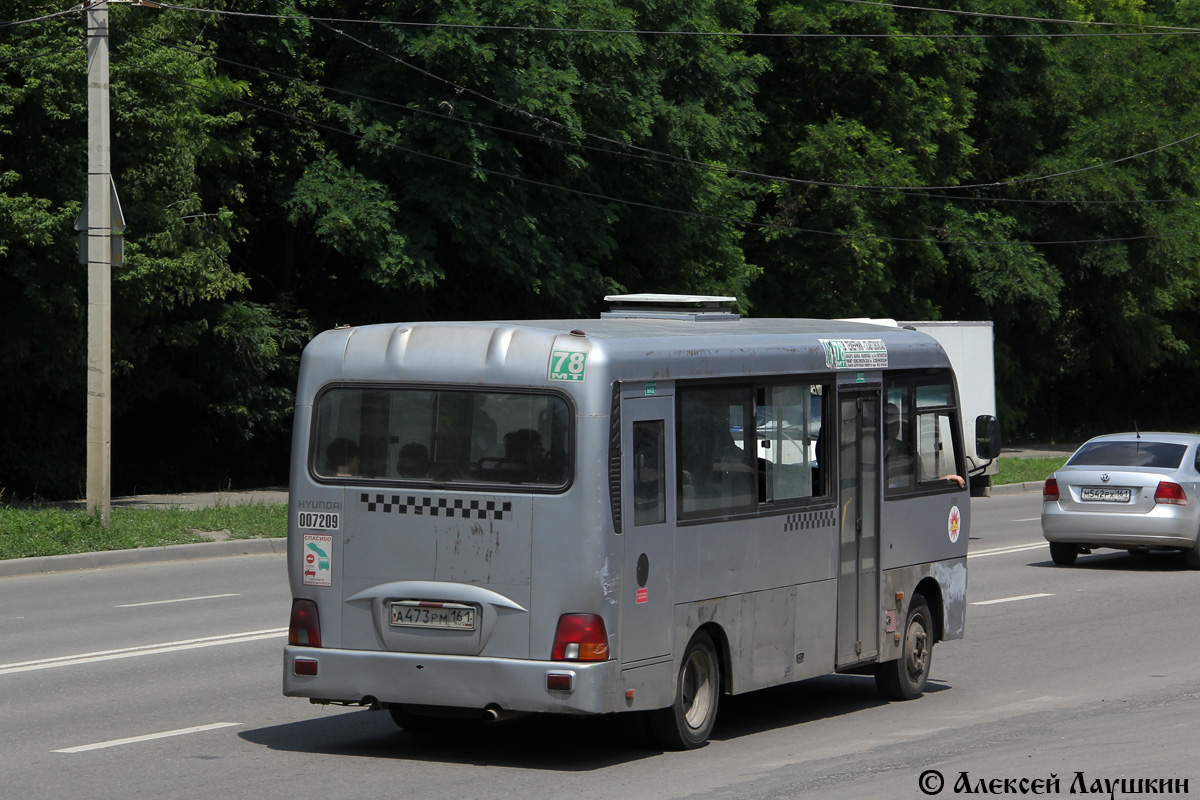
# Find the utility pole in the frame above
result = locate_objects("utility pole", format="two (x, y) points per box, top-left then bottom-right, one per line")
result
(85, 0), (112, 525)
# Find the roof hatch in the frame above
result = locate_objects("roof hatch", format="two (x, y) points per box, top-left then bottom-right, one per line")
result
(601, 293), (740, 321)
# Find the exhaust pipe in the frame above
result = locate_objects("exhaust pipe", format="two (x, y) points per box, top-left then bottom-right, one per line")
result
(482, 705), (525, 723)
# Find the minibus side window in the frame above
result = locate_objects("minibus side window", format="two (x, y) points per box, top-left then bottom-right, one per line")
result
(633, 421), (666, 526)
(884, 373), (963, 495)
(677, 381), (830, 520)
(759, 383), (825, 503)
(678, 386), (756, 518)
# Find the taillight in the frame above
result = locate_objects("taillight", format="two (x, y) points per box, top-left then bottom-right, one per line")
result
(289, 599), (322, 647)
(1042, 478), (1059, 502)
(551, 613), (609, 661)
(1155, 481), (1187, 505)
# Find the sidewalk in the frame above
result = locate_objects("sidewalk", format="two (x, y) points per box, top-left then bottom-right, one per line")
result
(61, 487), (289, 511)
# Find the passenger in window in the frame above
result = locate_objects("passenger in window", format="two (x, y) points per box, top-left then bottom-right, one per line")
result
(396, 442), (430, 479)
(502, 428), (548, 481)
(325, 437), (360, 477)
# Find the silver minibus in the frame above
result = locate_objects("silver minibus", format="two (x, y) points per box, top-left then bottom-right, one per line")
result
(283, 294), (1000, 748)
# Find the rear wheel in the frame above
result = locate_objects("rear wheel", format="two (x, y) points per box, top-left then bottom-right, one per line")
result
(647, 631), (720, 750)
(1049, 542), (1078, 566)
(1184, 544), (1200, 570)
(876, 596), (932, 701)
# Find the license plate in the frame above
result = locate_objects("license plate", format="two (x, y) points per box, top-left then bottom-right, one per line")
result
(1081, 487), (1132, 502)
(390, 600), (476, 631)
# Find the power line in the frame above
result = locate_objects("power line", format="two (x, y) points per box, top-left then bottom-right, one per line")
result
(830, 0), (1200, 34)
(0, 46), (85, 65)
(147, 2), (1200, 39)
(272, 2), (1200, 195)
(0, 7), (81, 28)
(110, 53), (1200, 249)
(120, 17), (1200, 200)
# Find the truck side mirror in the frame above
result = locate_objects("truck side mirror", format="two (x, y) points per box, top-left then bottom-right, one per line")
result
(975, 415), (1002, 461)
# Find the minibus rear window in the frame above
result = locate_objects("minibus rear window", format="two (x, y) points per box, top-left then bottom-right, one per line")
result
(312, 387), (571, 489)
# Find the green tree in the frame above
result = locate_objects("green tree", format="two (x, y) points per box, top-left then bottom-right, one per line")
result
(0, 5), (302, 496)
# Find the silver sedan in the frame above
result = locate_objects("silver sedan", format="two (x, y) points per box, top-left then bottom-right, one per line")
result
(1041, 432), (1200, 567)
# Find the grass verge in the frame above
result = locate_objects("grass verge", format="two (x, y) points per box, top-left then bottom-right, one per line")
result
(994, 456), (1067, 487)
(0, 503), (286, 561)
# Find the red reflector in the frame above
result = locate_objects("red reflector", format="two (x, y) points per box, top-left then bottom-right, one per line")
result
(1155, 481), (1187, 505)
(294, 658), (318, 676)
(1042, 478), (1059, 502)
(288, 599), (322, 648)
(546, 672), (573, 691)
(551, 613), (609, 661)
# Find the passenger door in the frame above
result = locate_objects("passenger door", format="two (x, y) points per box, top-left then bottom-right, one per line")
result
(836, 389), (881, 667)
(619, 391), (676, 665)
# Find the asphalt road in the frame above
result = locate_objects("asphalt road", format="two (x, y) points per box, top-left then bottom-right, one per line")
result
(3, 490), (1197, 800)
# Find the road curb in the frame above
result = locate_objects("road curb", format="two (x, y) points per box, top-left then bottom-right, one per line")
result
(0, 537), (287, 578)
(990, 481), (1043, 496)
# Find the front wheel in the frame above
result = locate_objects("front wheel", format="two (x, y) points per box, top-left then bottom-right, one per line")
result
(647, 631), (720, 749)
(1049, 542), (1078, 566)
(875, 596), (932, 701)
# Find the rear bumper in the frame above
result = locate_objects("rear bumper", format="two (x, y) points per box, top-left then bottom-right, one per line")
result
(1042, 504), (1198, 550)
(283, 646), (617, 715)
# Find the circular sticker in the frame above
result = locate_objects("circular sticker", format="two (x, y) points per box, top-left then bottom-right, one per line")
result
(948, 505), (961, 544)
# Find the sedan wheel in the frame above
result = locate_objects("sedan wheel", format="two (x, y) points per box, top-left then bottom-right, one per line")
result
(1049, 542), (1077, 566)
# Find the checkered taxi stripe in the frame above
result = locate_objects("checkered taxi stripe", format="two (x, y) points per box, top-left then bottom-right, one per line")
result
(783, 508), (836, 532)
(360, 493), (513, 520)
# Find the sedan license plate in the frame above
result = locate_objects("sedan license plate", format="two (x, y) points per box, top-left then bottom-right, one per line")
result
(1081, 487), (1132, 503)
(390, 600), (476, 631)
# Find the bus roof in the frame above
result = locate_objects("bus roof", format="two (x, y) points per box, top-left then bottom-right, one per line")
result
(297, 316), (952, 403)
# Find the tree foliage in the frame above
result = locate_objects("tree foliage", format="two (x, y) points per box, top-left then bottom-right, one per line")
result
(3, 0), (1200, 497)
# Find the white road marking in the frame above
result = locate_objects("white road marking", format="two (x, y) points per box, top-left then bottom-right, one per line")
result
(968, 542), (1046, 559)
(116, 593), (240, 608)
(1014, 517), (1041, 522)
(972, 593), (1054, 606)
(0, 628), (287, 676)
(53, 722), (241, 753)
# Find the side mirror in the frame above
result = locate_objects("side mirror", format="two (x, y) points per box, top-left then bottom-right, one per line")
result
(975, 415), (1002, 461)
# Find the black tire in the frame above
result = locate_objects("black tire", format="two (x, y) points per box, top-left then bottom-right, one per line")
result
(1049, 542), (1078, 566)
(1184, 543), (1200, 570)
(875, 596), (932, 701)
(647, 631), (720, 750)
